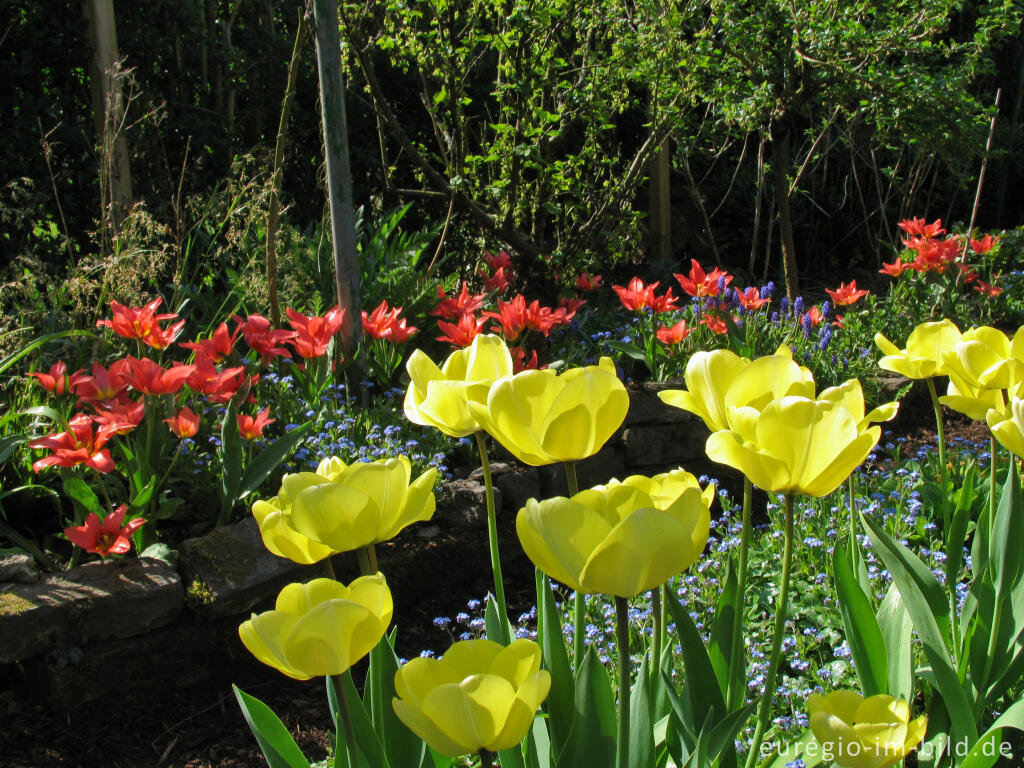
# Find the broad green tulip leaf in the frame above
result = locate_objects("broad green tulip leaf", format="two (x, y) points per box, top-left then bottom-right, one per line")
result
(239, 421), (312, 499)
(558, 648), (615, 768)
(129, 474), (156, 509)
(861, 514), (978, 744)
(765, 728), (824, 768)
(665, 588), (727, 738)
(703, 703), (756, 767)
(708, 562), (741, 704)
(990, 464), (1024, 600)
(61, 474), (101, 518)
(876, 584), (914, 701)
(833, 539), (888, 697)
(485, 593), (512, 646)
(946, 465), (978, 588)
(337, 670), (391, 768)
(525, 714), (551, 768)
(629, 656), (656, 768)
(233, 684), (311, 768)
(958, 698), (1024, 768)
(660, 667), (696, 750)
(368, 636), (426, 768)
(537, 572), (573, 757)
(221, 399), (243, 500)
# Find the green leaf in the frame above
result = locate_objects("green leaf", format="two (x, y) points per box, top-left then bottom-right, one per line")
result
(702, 704), (755, 766)
(861, 513), (978, 744)
(958, 698), (1024, 768)
(129, 474), (157, 508)
(537, 572), (573, 757)
(0, 434), (26, 464)
(62, 474), (101, 519)
(989, 465), (1024, 601)
(665, 588), (727, 739)
(139, 542), (177, 566)
(525, 716), (551, 768)
(239, 422), (312, 499)
(833, 538), (888, 697)
(604, 340), (649, 366)
(368, 635), (425, 768)
(485, 591), (512, 646)
(876, 584), (914, 700)
(0, 329), (96, 376)
(330, 672), (390, 768)
(629, 656), (656, 768)
(232, 685), (311, 768)
(945, 465), (977, 588)
(558, 648), (616, 768)
(765, 729), (824, 768)
(708, 562), (740, 703)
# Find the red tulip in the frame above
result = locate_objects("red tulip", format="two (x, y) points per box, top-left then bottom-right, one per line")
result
(484, 294), (530, 340)
(180, 322), (242, 363)
(29, 414), (115, 473)
(28, 361), (69, 395)
(121, 356), (194, 397)
(285, 305), (346, 359)
(237, 407), (274, 440)
(656, 319), (691, 346)
(64, 505), (145, 557)
(96, 298), (185, 350)
(674, 259), (733, 298)
(575, 272), (603, 291)
(437, 314), (489, 347)
(736, 287), (770, 311)
(165, 406), (201, 438)
(236, 314), (296, 362)
(825, 280), (869, 306)
(612, 277), (659, 311)
(430, 283), (485, 320)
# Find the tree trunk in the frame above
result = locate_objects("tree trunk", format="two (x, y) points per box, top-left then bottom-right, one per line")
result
(312, 0), (364, 382)
(649, 138), (672, 263)
(82, 0), (132, 237)
(770, 122), (799, 300)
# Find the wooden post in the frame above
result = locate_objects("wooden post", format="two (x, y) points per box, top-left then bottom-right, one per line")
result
(311, 0), (364, 381)
(649, 139), (672, 263)
(82, 0), (132, 233)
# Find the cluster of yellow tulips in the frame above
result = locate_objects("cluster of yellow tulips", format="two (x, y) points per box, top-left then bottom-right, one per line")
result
(235, 331), (954, 768)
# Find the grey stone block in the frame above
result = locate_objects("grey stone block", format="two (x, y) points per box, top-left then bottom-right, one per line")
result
(178, 517), (314, 620)
(538, 445), (626, 497)
(622, 422), (708, 469)
(624, 380), (692, 426)
(434, 479), (502, 530)
(0, 554), (39, 584)
(0, 558), (183, 664)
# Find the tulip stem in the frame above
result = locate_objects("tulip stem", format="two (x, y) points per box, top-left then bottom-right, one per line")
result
(727, 477), (753, 712)
(479, 749), (496, 768)
(615, 595), (631, 768)
(564, 461), (586, 667)
(925, 378), (947, 478)
(744, 493), (794, 768)
(651, 586), (663, 690)
(330, 674), (358, 768)
(356, 544), (378, 576)
(848, 475), (859, 575)
(475, 430), (508, 643)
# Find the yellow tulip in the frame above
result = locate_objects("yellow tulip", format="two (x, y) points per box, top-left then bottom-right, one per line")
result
(467, 357), (629, 466)
(874, 320), (961, 379)
(939, 372), (1011, 422)
(818, 379), (899, 429)
(658, 348), (750, 431)
(706, 392), (880, 497)
(941, 325), (1024, 393)
(239, 574), (393, 680)
(807, 691), (927, 768)
(516, 470), (711, 597)
(285, 455), (437, 552)
(404, 334), (514, 437)
(252, 493), (337, 564)
(393, 638), (551, 757)
(987, 396), (1024, 456)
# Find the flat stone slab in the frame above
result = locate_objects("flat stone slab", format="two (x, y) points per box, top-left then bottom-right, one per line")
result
(0, 557), (183, 664)
(178, 517), (315, 620)
(622, 422), (708, 469)
(624, 380), (692, 426)
(435, 478), (503, 530)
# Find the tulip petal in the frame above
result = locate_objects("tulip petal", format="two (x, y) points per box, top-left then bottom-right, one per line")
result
(516, 498), (611, 592)
(254, 503), (335, 564)
(285, 598), (378, 677)
(705, 430), (790, 492)
(489, 639), (543, 688)
(393, 696), (473, 757)
(490, 670), (551, 751)
(239, 611), (308, 680)
(580, 501), (708, 597)
(289, 483), (380, 551)
(439, 638), (505, 683)
(421, 675), (516, 753)
(395, 657), (461, 706)
(379, 467), (438, 541)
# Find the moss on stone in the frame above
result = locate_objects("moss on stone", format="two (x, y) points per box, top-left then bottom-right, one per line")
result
(0, 591), (36, 616)
(186, 579), (214, 607)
